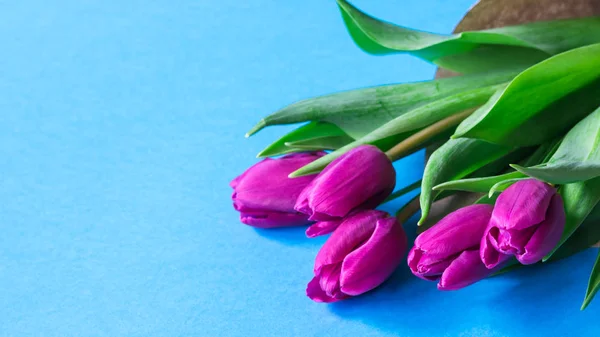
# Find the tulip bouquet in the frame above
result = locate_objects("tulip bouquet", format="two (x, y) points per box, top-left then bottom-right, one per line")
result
(231, 0), (600, 309)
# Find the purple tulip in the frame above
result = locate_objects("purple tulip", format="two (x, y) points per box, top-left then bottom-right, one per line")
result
(230, 152), (325, 228)
(306, 210), (407, 303)
(408, 204), (494, 290)
(295, 145), (396, 222)
(480, 179), (565, 268)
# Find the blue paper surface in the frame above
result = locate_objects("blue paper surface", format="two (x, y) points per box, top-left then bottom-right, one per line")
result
(1, 0), (599, 336)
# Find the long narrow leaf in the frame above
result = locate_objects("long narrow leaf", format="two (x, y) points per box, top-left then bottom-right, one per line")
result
(285, 135), (353, 150)
(511, 106), (600, 183)
(582, 252), (600, 310)
(454, 44), (600, 146)
(337, 0), (600, 72)
(257, 122), (348, 157)
(289, 84), (499, 177)
(247, 71), (516, 138)
(433, 171), (526, 193)
(550, 205), (600, 262)
(419, 139), (513, 225)
(512, 162), (600, 185)
(545, 177), (600, 260)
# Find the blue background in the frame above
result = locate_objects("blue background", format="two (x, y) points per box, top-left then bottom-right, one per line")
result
(1, 0), (598, 336)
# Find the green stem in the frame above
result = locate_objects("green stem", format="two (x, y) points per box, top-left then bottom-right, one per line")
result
(385, 109), (475, 162)
(384, 179), (422, 203)
(395, 194), (421, 224)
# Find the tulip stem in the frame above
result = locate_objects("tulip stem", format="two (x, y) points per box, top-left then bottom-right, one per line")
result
(384, 179), (422, 203)
(396, 195), (421, 224)
(384, 109), (475, 162)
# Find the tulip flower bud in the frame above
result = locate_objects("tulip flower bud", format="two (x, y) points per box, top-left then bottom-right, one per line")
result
(408, 204), (494, 290)
(480, 179), (565, 268)
(230, 152), (325, 228)
(306, 219), (342, 238)
(295, 145), (396, 222)
(306, 210), (407, 303)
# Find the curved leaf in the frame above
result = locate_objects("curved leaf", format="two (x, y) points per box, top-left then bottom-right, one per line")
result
(544, 177), (600, 261)
(432, 140), (554, 193)
(509, 106), (600, 183)
(257, 122), (348, 157)
(288, 84), (498, 177)
(247, 71), (516, 138)
(419, 139), (513, 225)
(488, 178), (528, 197)
(454, 43), (600, 146)
(433, 171), (526, 193)
(285, 135), (353, 150)
(337, 0), (600, 72)
(582, 252), (600, 310)
(512, 162), (600, 185)
(549, 106), (600, 163)
(550, 205), (600, 262)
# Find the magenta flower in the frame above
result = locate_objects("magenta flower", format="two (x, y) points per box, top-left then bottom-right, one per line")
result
(408, 204), (494, 290)
(480, 179), (565, 268)
(306, 219), (342, 238)
(230, 152), (325, 228)
(295, 145), (396, 222)
(306, 210), (407, 303)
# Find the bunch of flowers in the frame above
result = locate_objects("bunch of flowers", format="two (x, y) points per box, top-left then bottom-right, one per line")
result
(231, 0), (600, 309)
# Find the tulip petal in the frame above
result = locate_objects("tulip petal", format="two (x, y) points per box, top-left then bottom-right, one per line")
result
(438, 249), (492, 290)
(415, 204), (493, 259)
(234, 152), (324, 214)
(480, 224), (512, 269)
(496, 227), (536, 255)
(408, 247), (454, 280)
(229, 172), (245, 189)
(517, 194), (566, 264)
(314, 211), (387, 274)
(239, 210), (311, 228)
(492, 179), (555, 230)
(295, 145), (395, 221)
(319, 264), (344, 298)
(306, 277), (348, 303)
(306, 220), (342, 238)
(340, 216), (407, 296)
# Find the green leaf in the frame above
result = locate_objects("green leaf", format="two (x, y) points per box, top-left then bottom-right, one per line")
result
(547, 106), (600, 162)
(582, 251), (600, 310)
(433, 171), (526, 193)
(544, 177), (600, 261)
(431, 140), (554, 194)
(454, 44), (600, 146)
(512, 162), (600, 185)
(337, 0), (600, 72)
(285, 135), (353, 151)
(288, 83), (497, 177)
(475, 193), (499, 206)
(549, 205), (600, 262)
(247, 71), (516, 139)
(433, 45), (549, 75)
(289, 130), (421, 178)
(525, 139), (563, 166)
(419, 139), (513, 225)
(488, 178), (528, 197)
(509, 106), (600, 184)
(257, 122), (348, 157)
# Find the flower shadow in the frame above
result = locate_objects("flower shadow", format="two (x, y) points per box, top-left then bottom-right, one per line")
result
(252, 226), (326, 247)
